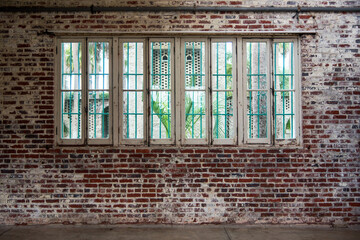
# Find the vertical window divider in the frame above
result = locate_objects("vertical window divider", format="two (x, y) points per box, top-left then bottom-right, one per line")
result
(237, 37), (243, 145)
(175, 37), (182, 146)
(113, 37), (119, 146)
(270, 39), (275, 145)
(144, 38), (149, 146)
(84, 37), (88, 145)
(209, 38), (213, 145)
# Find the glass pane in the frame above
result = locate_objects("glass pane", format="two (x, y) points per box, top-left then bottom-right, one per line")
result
(185, 91), (206, 139)
(212, 91), (234, 139)
(88, 42), (110, 90)
(150, 42), (171, 90)
(123, 42), (143, 90)
(62, 75), (81, 91)
(212, 42), (233, 90)
(275, 91), (295, 139)
(274, 42), (294, 90)
(88, 91), (110, 139)
(246, 42), (267, 90)
(61, 42), (81, 90)
(185, 41), (205, 90)
(123, 91), (144, 139)
(150, 91), (171, 139)
(61, 91), (82, 139)
(247, 91), (267, 139)
(248, 115), (267, 139)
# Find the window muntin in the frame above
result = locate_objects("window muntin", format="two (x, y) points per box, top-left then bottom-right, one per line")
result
(60, 41), (83, 141)
(244, 40), (271, 144)
(211, 39), (236, 144)
(274, 41), (296, 140)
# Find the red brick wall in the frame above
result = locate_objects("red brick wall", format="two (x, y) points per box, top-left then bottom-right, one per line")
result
(0, 1), (359, 225)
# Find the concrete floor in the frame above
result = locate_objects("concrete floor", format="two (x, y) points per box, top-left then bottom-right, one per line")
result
(0, 225), (359, 240)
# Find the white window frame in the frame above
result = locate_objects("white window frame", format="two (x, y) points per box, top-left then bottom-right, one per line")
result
(56, 38), (86, 145)
(119, 38), (147, 145)
(87, 38), (113, 145)
(180, 37), (210, 145)
(210, 38), (238, 145)
(243, 39), (272, 145)
(149, 38), (176, 145)
(55, 35), (302, 147)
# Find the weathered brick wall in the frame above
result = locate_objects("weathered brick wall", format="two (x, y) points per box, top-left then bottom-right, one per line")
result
(0, 0), (359, 225)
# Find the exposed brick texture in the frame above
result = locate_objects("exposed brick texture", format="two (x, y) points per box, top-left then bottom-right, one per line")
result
(0, 0), (359, 225)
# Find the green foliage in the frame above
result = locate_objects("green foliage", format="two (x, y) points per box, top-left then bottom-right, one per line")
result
(63, 123), (69, 137)
(184, 94), (205, 138)
(151, 93), (171, 138)
(286, 118), (291, 131)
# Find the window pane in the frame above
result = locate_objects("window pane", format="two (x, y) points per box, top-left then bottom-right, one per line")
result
(247, 91), (267, 139)
(274, 42), (294, 90)
(123, 42), (143, 90)
(211, 41), (234, 141)
(87, 42), (110, 140)
(246, 42), (267, 90)
(185, 41), (205, 90)
(88, 91), (110, 139)
(274, 42), (295, 139)
(246, 42), (268, 140)
(88, 42), (110, 90)
(122, 42), (144, 140)
(150, 91), (171, 139)
(61, 42), (81, 90)
(185, 91), (206, 139)
(275, 91), (295, 139)
(150, 42), (171, 90)
(123, 91), (144, 139)
(212, 91), (234, 139)
(61, 91), (82, 139)
(212, 42), (233, 90)
(60, 42), (82, 140)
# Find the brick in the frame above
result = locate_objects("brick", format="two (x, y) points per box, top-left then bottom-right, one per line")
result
(0, 0), (358, 226)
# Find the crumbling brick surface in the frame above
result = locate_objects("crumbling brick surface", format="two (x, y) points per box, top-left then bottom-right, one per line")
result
(0, 0), (359, 225)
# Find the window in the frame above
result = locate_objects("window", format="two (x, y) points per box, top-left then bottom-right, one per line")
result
(56, 38), (112, 145)
(56, 36), (300, 146)
(181, 38), (208, 144)
(211, 39), (237, 145)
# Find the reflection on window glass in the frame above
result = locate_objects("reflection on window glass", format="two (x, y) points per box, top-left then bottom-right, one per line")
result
(246, 42), (268, 139)
(150, 42), (172, 139)
(88, 42), (110, 139)
(61, 42), (82, 139)
(274, 42), (295, 139)
(123, 42), (144, 139)
(212, 42), (234, 139)
(184, 41), (206, 139)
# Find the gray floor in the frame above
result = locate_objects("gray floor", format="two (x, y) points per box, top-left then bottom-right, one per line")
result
(0, 224), (359, 240)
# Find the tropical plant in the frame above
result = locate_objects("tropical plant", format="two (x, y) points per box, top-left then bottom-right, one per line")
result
(151, 93), (171, 138)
